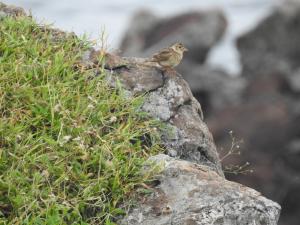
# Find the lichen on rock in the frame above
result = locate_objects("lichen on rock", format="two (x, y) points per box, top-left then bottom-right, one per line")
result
(95, 53), (223, 175)
(0, 2), (281, 224)
(119, 154), (281, 225)
(84, 51), (281, 224)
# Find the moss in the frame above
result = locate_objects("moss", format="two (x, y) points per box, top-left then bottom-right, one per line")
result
(0, 15), (162, 224)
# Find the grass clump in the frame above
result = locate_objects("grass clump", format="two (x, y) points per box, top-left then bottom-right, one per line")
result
(0, 15), (162, 224)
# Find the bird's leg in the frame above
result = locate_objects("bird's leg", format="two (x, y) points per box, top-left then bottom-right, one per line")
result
(163, 67), (177, 77)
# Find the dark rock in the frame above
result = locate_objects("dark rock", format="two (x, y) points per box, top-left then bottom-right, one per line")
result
(119, 10), (158, 57)
(178, 62), (246, 114)
(108, 63), (164, 94)
(119, 154), (281, 225)
(237, 0), (300, 79)
(203, 1), (300, 224)
(120, 10), (227, 64)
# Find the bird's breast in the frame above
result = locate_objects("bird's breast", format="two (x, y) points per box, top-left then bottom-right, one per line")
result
(159, 53), (182, 67)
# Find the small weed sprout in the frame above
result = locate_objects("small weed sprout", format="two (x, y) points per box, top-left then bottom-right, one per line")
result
(96, 28), (109, 73)
(220, 131), (253, 175)
(220, 130), (243, 161)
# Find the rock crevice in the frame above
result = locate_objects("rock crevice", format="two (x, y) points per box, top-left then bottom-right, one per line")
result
(0, 3), (281, 224)
(99, 54), (223, 175)
(84, 53), (281, 225)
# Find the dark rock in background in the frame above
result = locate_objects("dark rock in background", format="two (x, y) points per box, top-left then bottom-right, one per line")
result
(120, 1), (300, 224)
(211, 1), (300, 225)
(120, 9), (244, 115)
(178, 62), (246, 115)
(120, 9), (227, 63)
(237, 0), (300, 79)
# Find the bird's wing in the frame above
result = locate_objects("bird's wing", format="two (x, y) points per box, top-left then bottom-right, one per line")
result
(152, 48), (173, 62)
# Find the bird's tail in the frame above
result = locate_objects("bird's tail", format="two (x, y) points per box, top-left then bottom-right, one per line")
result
(143, 58), (158, 66)
(144, 57), (157, 62)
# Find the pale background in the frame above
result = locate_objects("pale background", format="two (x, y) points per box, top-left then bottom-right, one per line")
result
(3, 0), (280, 74)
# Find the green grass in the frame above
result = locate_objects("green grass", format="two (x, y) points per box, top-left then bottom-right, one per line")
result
(0, 15), (162, 224)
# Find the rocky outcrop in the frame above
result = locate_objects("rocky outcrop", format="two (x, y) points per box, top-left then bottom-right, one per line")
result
(119, 9), (245, 115)
(101, 55), (223, 175)
(118, 2), (300, 224)
(119, 154), (280, 225)
(1, 2), (281, 224)
(83, 52), (281, 224)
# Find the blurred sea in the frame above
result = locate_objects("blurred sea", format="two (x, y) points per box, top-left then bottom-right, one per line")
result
(3, 0), (281, 74)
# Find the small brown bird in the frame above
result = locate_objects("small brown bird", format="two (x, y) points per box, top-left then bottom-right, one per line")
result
(149, 42), (188, 69)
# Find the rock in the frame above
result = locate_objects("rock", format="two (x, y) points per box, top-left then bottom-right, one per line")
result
(177, 62), (246, 114)
(118, 9), (239, 116)
(237, 0), (300, 79)
(100, 54), (223, 175)
(120, 10), (227, 64)
(119, 154), (281, 225)
(119, 10), (158, 57)
(83, 52), (281, 224)
(118, 1), (299, 224)
(0, 2), (282, 224)
(81, 48), (282, 223)
(201, 1), (300, 224)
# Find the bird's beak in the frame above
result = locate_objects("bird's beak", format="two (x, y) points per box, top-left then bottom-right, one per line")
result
(184, 47), (188, 52)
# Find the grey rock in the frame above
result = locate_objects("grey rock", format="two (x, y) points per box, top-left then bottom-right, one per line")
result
(95, 55), (281, 224)
(120, 10), (158, 57)
(81, 51), (281, 224)
(119, 154), (281, 225)
(101, 55), (222, 175)
(108, 62), (164, 94)
(1, 2), (282, 224)
(118, 9), (239, 116)
(142, 76), (194, 121)
(288, 139), (300, 154)
(168, 104), (218, 167)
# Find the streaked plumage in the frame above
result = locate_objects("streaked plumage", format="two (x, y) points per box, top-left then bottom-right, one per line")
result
(150, 43), (188, 69)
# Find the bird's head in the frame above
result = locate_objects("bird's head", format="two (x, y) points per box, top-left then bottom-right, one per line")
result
(172, 42), (188, 53)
